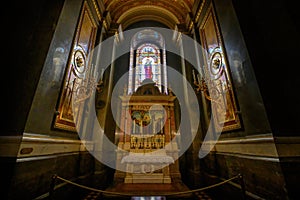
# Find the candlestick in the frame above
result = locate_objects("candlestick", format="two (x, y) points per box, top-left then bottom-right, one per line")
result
(140, 121), (143, 135)
(95, 71), (98, 80)
(192, 69), (196, 82)
(133, 121), (135, 134)
(197, 73), (201, 84)
(100, 68), (104, 81)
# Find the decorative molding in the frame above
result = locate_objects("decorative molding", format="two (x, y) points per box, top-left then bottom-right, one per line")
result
(212, 135), (277, 158)
(0, 136), (23, 157)
(0, 134), (92, 158)
(215, 152), (280, 162)
(16, 152), (80, 163)
(274, 136), (300, 158)
(188, 21), (194, 32)
(194, 0), (206, 24)
(16, 134), (93, 158)
(274, 136), (300, 143)
(217, 134), (274, 144)
(209, 135), (300, 158)
(103, 19), (108, 31)
(91, 0), (102, 21)
(85, 0), (98, 27)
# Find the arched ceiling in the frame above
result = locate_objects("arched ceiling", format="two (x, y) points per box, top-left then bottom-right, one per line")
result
(103, 0), (195, 29)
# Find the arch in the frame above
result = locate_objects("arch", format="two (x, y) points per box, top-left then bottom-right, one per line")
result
(131, 29), (165, 49)
(117, 5), (179, 30)
(128, 29), (168, 94)
(122, 15), (176, 30)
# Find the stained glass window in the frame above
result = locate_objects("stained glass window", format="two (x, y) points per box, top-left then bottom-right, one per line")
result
(128, 29), (168, 95)
(134, 43), (161, 92)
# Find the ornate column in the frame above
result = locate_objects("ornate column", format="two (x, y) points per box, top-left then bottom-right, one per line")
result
(164, 106), (171, 142)
(125, 105), (132, 143)
(118, 105), (126, 143)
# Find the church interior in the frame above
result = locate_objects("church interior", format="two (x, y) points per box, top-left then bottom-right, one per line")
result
(2, 0), (300, 199)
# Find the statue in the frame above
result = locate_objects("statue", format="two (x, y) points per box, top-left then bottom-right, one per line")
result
(144, 58), (153, 79)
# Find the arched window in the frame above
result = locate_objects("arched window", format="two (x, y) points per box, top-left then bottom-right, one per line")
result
(128, 29), (168, 94)
(135, 43), (161, 91)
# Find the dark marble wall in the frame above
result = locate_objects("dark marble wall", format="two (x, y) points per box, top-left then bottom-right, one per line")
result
(201, 153), (287, 199)
(225, 3), (300, 196)
(215, 0), (299, 199)
(231, 0), (300, 137)
(6, 0), (65, 136)
(8, 152), (95, 200)
(24, 0), (83, 139)
(3, 0), (109, 199)
(191, 0), (296, 199)
(3, 0), (66, 198)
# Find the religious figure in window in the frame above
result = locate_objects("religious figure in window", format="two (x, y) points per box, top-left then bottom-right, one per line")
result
(144, 58), (153, 79)
(130, 42), (166, 93)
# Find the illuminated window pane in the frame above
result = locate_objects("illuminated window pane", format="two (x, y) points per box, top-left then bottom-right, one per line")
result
(135, 43), (161, 92)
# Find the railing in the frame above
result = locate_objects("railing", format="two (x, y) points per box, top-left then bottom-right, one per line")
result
(49, 173), (246, 199)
